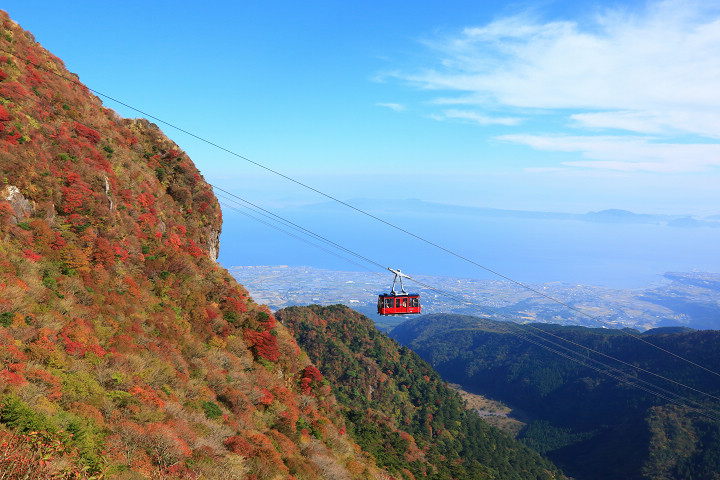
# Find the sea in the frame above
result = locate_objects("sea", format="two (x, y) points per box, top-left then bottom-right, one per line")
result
(217, 201), (720, 289)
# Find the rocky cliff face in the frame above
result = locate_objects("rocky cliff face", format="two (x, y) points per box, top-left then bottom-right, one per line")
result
(0, 11), (386, 479)
(1, 184), (33, 223)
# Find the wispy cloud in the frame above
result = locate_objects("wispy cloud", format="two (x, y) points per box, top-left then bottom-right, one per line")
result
(570, 110), (720, 138)
(435, 109), (522, 126)
(394, 0), (720, 172)
(376, 102), (406, 112)
(500, 134), (720, 173)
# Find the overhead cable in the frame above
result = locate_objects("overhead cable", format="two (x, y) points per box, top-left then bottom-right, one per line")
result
(5, 48), (720, 412)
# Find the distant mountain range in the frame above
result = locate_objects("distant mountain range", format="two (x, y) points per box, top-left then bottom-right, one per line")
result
(292, 199), (720, 228)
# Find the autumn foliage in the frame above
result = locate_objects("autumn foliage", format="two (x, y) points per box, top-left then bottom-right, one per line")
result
(0, 429), (91, 479)
(0, 10), (385, 480)
(278, 304), (563, 480)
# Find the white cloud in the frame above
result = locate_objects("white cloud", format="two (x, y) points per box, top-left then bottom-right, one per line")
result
(376, 102), (406, 112)
(499, 134), (720, 173)
(436, 109), (522, 126)
(410, 1), (720, 120)
(570, 110), (720, 138)
(394, 0), (720, 173)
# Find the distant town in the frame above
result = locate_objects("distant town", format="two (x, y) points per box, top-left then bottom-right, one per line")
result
(228, 266), (720, 331)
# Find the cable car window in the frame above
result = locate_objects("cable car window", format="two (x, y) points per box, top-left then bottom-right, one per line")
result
(402, 298), (407, 307)
(386, 298), (392, 308)
(411, 298), (418, 307)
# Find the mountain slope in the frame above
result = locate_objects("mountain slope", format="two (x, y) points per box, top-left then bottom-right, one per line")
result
(276, 304), (564, 480)
(0, 11), (389, 479)
(391, 314), (720, 480)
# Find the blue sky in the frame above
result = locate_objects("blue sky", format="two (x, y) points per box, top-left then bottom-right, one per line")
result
(4, 0), (720, 216)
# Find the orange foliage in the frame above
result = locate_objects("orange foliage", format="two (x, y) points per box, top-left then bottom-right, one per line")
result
(223, 294), (247, 315)
(25, 368), (62, 401)
(0, 429), (88, 479)
(74, 122), (101, 144)
(224, 435), (254, 456)
(258, 387), (274, 406)
(0, 370), (27, 386)
(128, 385), (166, 408)
(92, 236), (114, 267)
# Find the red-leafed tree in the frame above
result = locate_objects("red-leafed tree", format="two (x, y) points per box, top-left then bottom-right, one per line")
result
(92, 236), (114, 267)
(299, 365), (324, 395)
(74, 122), (101, 144)
(0, 104), (10, 132)
(224, 435), (254, 456)
(244, 330), (280, 362)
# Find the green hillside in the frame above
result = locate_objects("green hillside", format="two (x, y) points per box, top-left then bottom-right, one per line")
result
(277, 304), (564, 480)
(391, 314), (720, 480)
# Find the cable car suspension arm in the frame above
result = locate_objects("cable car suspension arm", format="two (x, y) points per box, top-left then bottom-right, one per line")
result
(388, 267), (411, 295)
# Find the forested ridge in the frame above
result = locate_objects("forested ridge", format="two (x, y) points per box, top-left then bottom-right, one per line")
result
(0, 11), (397, 479)
(391, 314), (720, 480)
(277, 304), (564, 480)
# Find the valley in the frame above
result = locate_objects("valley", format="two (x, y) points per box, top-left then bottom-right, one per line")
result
(447, 384), (526, 436)
(391, 314), (720, 480)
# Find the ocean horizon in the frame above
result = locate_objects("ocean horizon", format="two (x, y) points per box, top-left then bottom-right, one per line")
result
(218, 202), (720, 289)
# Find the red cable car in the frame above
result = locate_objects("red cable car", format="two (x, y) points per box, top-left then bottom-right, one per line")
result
(377, 268), (421, 315)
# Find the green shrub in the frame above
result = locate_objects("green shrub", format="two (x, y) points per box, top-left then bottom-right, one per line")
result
(0, 394), (54, 433)
(202, 401), (222, 419)
(0, 311), (13, 327)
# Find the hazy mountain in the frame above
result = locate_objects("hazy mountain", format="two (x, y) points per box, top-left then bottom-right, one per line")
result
(290, 199), (717, 227)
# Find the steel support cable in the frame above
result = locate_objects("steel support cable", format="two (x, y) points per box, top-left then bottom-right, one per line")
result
(217, 184), (720, 408)
(7, 86), (720, 419)
(218, 189), (720, 417)
(505, 327), (720, 422)
(214, 188), (386, 271)
(4, 48), (720, 380)
(215, 192), (386, 275)
(408, 277), (720, 412)
(217, 198), (380, 275)
(8, 52), (720, 410)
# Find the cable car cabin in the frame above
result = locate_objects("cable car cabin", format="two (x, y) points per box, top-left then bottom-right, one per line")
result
(377, 293), (421, 315)
(378, 268), (422, 315)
